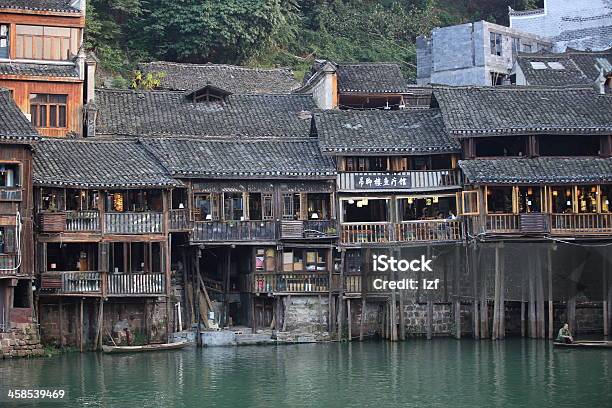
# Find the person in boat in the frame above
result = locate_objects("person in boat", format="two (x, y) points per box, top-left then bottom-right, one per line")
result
(124, 327), (133, 345)
(556, 323), (573, 343)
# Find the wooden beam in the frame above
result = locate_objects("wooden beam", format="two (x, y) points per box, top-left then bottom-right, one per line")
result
(347, 298), (352, 341)
(470, 244), (479, 340)
(528, 256), (536, 338)
(603, 254), (608, 337)
(493, 244), (501, 340)
(360, 297), (366, 341)
(426, 300), (433, 340)
(79, 299), (83, 352)
(479, 247), (488, 339)
(536, 253), (545, 339)
(548, 246), (554, 340)
(58, 298), (64, 348)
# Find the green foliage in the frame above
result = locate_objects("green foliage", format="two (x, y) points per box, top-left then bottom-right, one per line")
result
(130, 70), (166, 90)
(85, 0), (544, 82)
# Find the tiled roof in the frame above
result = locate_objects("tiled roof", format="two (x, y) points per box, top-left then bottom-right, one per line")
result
(0, 0), (80, 13)
(315, 108), (459, 155)
(95, 89), (315, 139)
(434, 86), (612, 137)
(516, 49), (611, 86)
(459, 157), (612, 184)
(557, 26), (612, 53)
(33, 138), (180, 188)
(0, 62), (79, 78)
(337, 63), (409, 93)
(139, 62), (300, 94)
(0, 89), (39, 143)
(140, 138), (336, 179)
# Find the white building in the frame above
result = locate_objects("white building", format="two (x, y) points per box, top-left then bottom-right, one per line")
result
(509, 0), (612, 51)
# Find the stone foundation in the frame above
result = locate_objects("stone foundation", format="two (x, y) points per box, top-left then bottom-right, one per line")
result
(283, 296), (329, 333)
(0, 308), (44, 358)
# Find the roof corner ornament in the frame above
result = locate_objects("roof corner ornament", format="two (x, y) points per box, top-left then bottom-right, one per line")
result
(593, 66), (607, 95)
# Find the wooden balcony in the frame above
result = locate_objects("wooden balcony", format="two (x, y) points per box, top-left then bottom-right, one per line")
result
(107, 273), (165, 296)
(337, 169), (461, 192)
(0, 187), (22, 201)
(0, 254), (18, 276)
(341, 222), (393, 244)
(397, 220), (462, 242)
(40, 271), (166, 296)
(192, 220), (277, 242)
(66, 210), (100, 232)
(468, 213), (612, 237)
(280, 219), (338, 239)
(551, 213), (612, 235)
(252, 272), (330, 294)
(104, 212), (163, 234)
(340, 220), (463, 245)
(169, 209), (191, 231)
(40, 271), (102, 295)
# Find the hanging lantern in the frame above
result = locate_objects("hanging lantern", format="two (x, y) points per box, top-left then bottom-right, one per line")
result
(113, 193), (124, 212)
(527, 187), (533, 195)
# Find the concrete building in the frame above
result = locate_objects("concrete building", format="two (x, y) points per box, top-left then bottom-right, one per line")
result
(509, 0), (612, 51)
(417, 21), (551, 86)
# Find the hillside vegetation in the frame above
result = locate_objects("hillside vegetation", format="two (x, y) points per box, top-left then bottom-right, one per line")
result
(86, 0), (542, 85)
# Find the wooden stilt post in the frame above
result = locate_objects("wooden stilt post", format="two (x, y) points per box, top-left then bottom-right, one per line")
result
(499, 245), (505, 340)
(317, 294), (323, 332)
(224, 248), (231, 327)
(480, 247), (488, 339)
(427, 299), (433, 340)
(79, 299), (84, 352)
(548, 246), (554, 340)
(521, 259), (526, 338)
(95, 298), (104, 350)
(608, 258), (612, 338)
(194, 248), (201, 347)
(493, 244), (500, 340)
(454, 244), (461, 340)
(59, 298), (64, 348)
(398, 282), (405, 341)
(603, 255), (608, 337)
(528, 256), (536, 338)
(391, 285), (397, 342)
(337, 296), (343, 340)
(347, 298), (352, 341)
(470, 244), (479, 340)
(360, 297), (366, 341)
(536, 254), (545, 339)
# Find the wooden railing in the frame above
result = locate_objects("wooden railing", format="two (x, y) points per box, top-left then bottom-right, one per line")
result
(280, 219), (338, 239)
(169, 209), (191, 231)
(41, 271), (103, 294)
(0, 254), (18, 276)
(551, 213), (612, 235)
(0, 187), (22, 201)
(341, 220), (463, 244)
(344, 275), (361, 293)
(65, 210), (100, 232)
(337, 169), (461, 191)
(486, 214), (520, 233)
(252, 273), (329, 293)
(397, 219), (462, 242)
(192, 220), (277, 242)
(341, 222), (393, 244)
(107, 273), (165, 295)
(104, 212), (163, 234)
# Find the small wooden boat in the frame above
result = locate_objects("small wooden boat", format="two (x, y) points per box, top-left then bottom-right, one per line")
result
(102, 340), (189, 354)
(553, 341), (612, 349)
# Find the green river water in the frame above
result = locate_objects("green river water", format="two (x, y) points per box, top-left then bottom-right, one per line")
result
(0, 339), (610, 408)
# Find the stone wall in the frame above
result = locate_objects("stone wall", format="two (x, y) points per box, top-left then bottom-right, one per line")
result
(39, 298), (173, 348)
(1, 308), (43, 358)
(283, 296), (328, 333)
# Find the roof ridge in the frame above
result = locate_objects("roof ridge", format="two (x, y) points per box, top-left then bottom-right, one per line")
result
(143, 61), (294, 73)
(433, 84), (599, 92)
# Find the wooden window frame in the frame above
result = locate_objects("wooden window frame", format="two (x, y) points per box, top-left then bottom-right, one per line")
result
(29, 93), (68, 129)
(461, 190), (479, 215)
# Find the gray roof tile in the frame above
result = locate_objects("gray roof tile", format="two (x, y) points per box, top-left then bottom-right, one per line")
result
(33, 138), (179, 188)
(0, 62), (79, 78)
(434, 86), (612, 136)
(141, 138), (336, 179)
(459, 157), (612, 184)
(0, 88), (39, 142)
(315, 108), (459, 155)
(0, 0), (80, 13)
(95, 89), (315, 138)
(139, 61), (299, 94)
(337, 63), (409, 93)
(516, 49), (612, 87)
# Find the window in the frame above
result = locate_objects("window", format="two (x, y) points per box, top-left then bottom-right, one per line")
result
(282, 193), (300, 220)
(194, 193), (220, 221)
(0, 227), (16, 254)
(539, 135), (600, 157)
(255, 248), (276, 272)
(248, 192), (273, 221)
(577, 186), (598, 213)
(105, 190), (163, 212)
(65, 189), (98, 211)
(487, 187), (513, 214)
(461, 191), (479, 215)
(30, 94), (67, 128)
(0, 164), (21, 188)
(490, 32), (502, 56)
(551, 187), (573, 213)
(602, 186), (611, 213)
(40, 188), (64, 211)
(282, 249), (327, 272)
(15, 25), (79, 60)
(342, 198), (389, 223)
(398, 195), (457, 221)
(223, 193), (243, 221)
(474, 136), (526, 157)
(0, 24), (8, 59)
(307, 193), (331, 220)
(522, 43), (533, 53)
(518, 186), (541, 213)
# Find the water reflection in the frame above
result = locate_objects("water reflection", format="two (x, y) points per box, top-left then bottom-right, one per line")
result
(0, 339), (610, 407)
